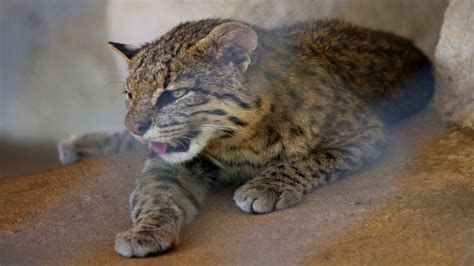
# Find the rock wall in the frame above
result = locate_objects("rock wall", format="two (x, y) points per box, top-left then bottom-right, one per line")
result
(0, 0), (121, 143)
(0, 0), (448, 142)
(434, 0), (474, 129)
(108, 0), (448, 59)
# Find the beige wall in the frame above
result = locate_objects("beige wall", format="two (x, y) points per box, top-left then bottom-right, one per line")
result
(0, 0), (448, 143)
(1, 0), (122, 143)
(434, 0), (474, 129)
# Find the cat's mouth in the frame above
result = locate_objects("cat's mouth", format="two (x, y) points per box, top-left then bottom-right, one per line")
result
(150, 141), (188, 154)
(149, 130), (200, 155)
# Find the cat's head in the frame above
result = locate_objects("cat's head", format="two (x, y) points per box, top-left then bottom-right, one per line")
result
(110, 20), (263, 163)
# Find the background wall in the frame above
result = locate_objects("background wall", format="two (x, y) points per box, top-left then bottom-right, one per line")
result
(434, 0), (474, 129)
(1, 0), (449, 144)
(0, 0), (120, 144)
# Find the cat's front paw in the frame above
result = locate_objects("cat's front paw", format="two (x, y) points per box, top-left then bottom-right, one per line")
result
(115, 227), (178, 258)
(233, 180), (303, 214)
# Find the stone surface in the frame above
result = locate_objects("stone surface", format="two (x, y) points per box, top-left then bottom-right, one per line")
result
(1, 108), (473, 265)
(107, 0), (448, 57)
(0, 141), (60, 180)
(1, 0), (448, 142)
(434, 0), (474, 129)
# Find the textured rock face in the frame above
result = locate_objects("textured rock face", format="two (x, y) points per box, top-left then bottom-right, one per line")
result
(107, 0), (448, 58)
(434, 0), (474, 129)
(1, 0), (448, 142)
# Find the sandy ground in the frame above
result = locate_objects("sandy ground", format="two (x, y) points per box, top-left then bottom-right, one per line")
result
(0, 108), (473, 265)
(0, 142), (61, 180)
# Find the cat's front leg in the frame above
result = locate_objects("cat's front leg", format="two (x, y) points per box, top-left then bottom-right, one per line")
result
(234, 124), (386, 214)
(115, 156), (216, 257)
(57, 129), (144, 164)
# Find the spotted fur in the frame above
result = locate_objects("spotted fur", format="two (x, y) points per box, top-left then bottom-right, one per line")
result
(59, 19), (433, 257)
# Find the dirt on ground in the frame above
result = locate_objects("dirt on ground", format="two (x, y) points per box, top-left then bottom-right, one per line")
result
(0, 108), (473, 265)
(0, 141), (61, 180)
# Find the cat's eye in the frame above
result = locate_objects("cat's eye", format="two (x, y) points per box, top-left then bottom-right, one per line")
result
(171, 89), (188, 99)
(155, 89), (189, 111)
(122, 89), (133, 100)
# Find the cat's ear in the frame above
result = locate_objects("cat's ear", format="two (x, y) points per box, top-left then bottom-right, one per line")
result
(108, 42), (140, 61)
(201, 22), (258, 72)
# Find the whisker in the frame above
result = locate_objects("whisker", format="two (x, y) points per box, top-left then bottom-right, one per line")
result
(157, 126), (186, 135)
(174, 138), (187, 149)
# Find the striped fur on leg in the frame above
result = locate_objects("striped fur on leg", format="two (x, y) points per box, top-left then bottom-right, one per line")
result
(115, 155), (217, 257)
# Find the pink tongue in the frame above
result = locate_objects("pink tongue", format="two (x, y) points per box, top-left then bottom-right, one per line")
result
(150, 142), (170, 154)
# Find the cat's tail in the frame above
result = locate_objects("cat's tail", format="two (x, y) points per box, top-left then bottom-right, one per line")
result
(374, 61), (435, 124)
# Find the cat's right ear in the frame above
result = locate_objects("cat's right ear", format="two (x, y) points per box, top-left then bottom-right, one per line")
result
(108, 42), (140, 61)
(197, 22), (258, 72)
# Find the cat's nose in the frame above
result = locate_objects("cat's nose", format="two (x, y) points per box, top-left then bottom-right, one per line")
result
(128, 121), (152, 136)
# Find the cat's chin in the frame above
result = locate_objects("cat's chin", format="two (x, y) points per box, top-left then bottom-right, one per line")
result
(157, 130), (213, 164)
(159, 151), (198, 163)
(158, 140), (203, 163)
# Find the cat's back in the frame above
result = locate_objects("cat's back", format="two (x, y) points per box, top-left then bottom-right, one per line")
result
(269, 19), (433, 122)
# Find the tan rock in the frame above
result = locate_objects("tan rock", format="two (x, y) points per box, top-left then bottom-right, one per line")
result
(0, 1), (449, 142)
(434, 0), (474, 128)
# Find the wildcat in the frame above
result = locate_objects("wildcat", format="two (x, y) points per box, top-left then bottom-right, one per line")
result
(58, 18), (433, 257)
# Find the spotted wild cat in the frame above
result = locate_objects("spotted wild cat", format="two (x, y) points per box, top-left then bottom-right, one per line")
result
(58, 19), (433, 257)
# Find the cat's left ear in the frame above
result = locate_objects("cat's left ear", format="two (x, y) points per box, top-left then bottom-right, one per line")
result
(201, 22), (258, 72)
(108, 42), (140, 61)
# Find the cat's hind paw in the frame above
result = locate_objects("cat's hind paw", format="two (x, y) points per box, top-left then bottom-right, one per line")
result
(115, 227), (177, 258)
(57, 133), (86, 165)
(57, 131), (115, 165)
